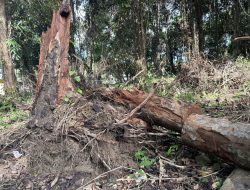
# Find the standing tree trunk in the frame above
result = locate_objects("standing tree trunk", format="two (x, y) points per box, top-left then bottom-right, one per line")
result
(0, 0), (16, 94)
(232, 0), (240, 57)
(181, 0), (192, 61)
(214, 0), (219, 56)
(151, 1), (161, 73)
(28, 3), (73, 128)
(193, 0), (204, 56)
(165, 38), (176, 74)
(133, 0), (147, 75)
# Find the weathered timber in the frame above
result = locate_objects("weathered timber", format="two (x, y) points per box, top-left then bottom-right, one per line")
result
(28, 4), (73, 128)
(100, 89), (250, 169)
(99, 89), (202, 132)
(182, 115), (250, 170)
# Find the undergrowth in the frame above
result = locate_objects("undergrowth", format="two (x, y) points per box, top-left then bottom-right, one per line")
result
(0, 94), (30, 130)
(120, 56), (250, 123)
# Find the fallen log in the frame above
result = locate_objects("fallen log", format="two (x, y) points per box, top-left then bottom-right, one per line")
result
(182, 114), (250, 170)
(100, 89), (202, 133)
(99, 89), (250, 170)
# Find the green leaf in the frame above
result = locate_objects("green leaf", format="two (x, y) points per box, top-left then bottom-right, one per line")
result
(135, 150), (145, 161)
(77, 88), (83, 95)
(166, 145), (179, 157)
(74, 76), (81, 82)
(69, 70), (76, 76)
(137, 169), (146, 176)
(139, 157), (155, 169)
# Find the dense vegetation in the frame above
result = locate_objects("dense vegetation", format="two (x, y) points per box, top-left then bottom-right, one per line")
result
(2, 0), (249, 84)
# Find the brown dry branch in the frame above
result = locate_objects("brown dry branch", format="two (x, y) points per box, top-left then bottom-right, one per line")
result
(125, 69), (145, 86)
(159, 155), (186, 169)
(80, 166), (125, 188)
(233, 36), (250, 41)
(116, 86), (155, 125)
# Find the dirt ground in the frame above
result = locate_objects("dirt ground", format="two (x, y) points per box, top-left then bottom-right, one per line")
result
(0, 96), (234, 190)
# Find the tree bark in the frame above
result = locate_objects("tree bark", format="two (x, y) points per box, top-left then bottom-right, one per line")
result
(233, 0), (241, 57)
(99, 89), (250, 170)
(182, 114), (250, 170)
(165, 38), (176, 74)
(193, 0), (204, 55)
(0, 0), (16, 94)
(133, 0), (147, 75)
(100, 89), (202, 133)
(151, 1), (161, 73)
(28, 4), (73, 128)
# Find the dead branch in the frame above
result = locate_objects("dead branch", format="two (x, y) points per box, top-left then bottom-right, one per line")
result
(116, 86), (155, 125)
(233, 36), (250, 42)
(125, 69), (145, 86)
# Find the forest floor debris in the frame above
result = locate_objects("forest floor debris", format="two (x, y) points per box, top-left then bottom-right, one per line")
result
(0, 95), (235, 190)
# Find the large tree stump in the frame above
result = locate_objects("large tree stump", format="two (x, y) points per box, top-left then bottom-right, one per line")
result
(28, 4), (73, 128)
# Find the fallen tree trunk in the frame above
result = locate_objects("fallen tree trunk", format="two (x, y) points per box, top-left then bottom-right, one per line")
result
(100, 89), (202, 133)
(99, 89), (250, 170)
(182, 115), (250, 170)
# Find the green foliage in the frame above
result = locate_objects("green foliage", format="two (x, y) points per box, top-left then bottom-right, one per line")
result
(70, 70), (81, 82)
(135, 150), (146, 161)
(76, 88), (83, 95)
(236, 56), (250, 65)
(134, 150), (155, 169)
(214, 179), (224, 189)
(166, 145), (179, 158)
(199, 177), (209, 185)
(74, 76), (81, 83)
(69, 70), (77, 76)
(69, 70), (85, 95)
(0, 108), (29, 130)
(139, 157), (155, 169)
(6, 0), (60, 77)
(177, 93), (195, 103)
(6, 39), (21, 63)
(0, 96), (16, 112)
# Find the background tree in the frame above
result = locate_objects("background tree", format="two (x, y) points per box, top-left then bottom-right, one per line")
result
(0, 0), (16, 94)
(1, 0), (249, 90)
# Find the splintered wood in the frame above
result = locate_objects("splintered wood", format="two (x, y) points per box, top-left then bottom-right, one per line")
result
(29, 4), (73, 128)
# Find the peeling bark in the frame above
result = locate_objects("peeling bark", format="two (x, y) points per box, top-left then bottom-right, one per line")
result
(28, 4), (73, 128)
(182, 114), (250, 170)
(99, 89), (202, 133)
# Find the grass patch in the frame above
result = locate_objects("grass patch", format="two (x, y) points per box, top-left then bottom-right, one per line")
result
(0, 109), (29, 130)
